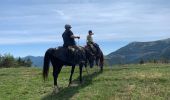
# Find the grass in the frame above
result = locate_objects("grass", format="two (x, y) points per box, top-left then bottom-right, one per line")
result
(0, 63), (170, 100)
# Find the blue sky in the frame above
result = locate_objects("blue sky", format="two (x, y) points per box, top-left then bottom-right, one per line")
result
(0, 0), (170, 57)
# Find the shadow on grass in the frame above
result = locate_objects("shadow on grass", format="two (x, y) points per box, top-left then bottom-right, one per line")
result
(41, 71), (102, 100)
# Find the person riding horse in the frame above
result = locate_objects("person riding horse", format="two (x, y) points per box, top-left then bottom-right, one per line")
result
(86, 30), (100, 56)
(43, 25), (104, 92)
(62, 24), (81, 64)
(62, 24), (80, 48)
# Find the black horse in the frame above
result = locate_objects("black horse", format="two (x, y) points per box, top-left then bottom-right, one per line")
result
(95, 49), (104, 71)
(43, 46), (104, 92)
(42, 46), (96, 91)
(86, 44), (104, 71)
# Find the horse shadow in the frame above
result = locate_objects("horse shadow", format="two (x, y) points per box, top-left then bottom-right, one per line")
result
(41, 71), (102, 100)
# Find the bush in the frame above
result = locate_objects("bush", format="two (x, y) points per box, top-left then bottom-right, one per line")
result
(17, 57), (32, 67)
(139, 59), (144, 64)
(24, 58), (32, 67)
(0, 54), (17, 68)
(0, 54), (32, 68)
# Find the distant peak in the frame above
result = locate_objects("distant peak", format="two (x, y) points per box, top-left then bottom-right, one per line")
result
(128, 41), (141, 46)
(161, 38), (170, 41)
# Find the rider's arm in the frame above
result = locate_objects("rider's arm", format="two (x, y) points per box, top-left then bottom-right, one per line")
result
(71, 35), (80, 39)
(69, 30), (80, 39)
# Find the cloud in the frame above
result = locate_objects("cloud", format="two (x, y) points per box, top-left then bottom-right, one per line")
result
(0, 35), (62, 45)
(0, 0), (170, 45)
(54, 9), (71, 20)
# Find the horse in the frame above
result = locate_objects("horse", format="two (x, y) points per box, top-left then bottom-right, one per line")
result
(42, 46), (96, 92)
(95, 49), (104, 71)
(85, 44), (104, 72)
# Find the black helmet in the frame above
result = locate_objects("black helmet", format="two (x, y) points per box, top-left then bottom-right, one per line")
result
(65, 24), (72, 29)
(88, 30), (92, 33)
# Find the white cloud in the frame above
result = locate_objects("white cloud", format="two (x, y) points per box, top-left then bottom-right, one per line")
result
(0, 35), (62, 45)
(0, 0), (170, 45)
(54, 9), (71, 20)
(0, 30), (30, 35)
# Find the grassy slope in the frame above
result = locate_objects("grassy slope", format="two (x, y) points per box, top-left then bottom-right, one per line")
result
(0, 64), (170, 100)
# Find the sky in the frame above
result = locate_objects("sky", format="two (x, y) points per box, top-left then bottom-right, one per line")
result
(0, 0), (170, 57)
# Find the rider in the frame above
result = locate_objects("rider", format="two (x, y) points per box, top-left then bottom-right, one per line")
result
(62, 24), (80, 49)
(62, 24), (80, 64)
(86, 30), (100, 55)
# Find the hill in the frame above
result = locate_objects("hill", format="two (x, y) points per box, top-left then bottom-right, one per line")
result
(23, 56), (44, 67)
(107, 38), (170, 65)
(24, 38), (170, 67)
(0, 64), (170, 100)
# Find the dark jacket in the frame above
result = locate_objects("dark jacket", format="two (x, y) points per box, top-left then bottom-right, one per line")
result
(62, 29), (76, 47)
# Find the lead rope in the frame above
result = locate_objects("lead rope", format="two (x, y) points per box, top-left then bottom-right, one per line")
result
(77, 34), (80, 46)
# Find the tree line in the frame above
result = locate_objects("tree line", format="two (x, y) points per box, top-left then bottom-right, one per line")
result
(0, 54), (32, 68)
(139, 58), (170, 64)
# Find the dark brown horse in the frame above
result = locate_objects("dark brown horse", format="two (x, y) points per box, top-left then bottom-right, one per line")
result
(43, 46), (104, 92)
(86, 44), (104, 71)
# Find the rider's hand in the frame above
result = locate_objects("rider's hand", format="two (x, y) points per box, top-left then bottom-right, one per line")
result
(77, 36), (80, 39)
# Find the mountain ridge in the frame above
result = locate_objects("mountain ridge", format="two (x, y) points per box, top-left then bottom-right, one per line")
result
(107, 38), (170, 64)
(24, 38), (170, 66)
(23, 56), (44, 67)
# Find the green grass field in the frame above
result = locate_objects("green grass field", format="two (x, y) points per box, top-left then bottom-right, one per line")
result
(0, 64), (170, 100)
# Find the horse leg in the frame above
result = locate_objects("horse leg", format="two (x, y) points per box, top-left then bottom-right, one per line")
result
(95, 58), (100, 72)
(84, 60), (89, 74)
(100, 64), (103, 72)
(85, 65), (89, 75)
(68, 65), (75, 87)
(99, 59), (103, 72)
(99, 52), (104, 72)
(79, 64), (83, 84)
(53, 65), (62, 93)
(95, 58), (99, 66)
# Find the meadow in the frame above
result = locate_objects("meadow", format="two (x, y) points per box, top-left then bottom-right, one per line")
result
(0, 63), (170, 100)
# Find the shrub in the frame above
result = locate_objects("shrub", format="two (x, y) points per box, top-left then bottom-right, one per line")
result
(0, 54), (32, 68)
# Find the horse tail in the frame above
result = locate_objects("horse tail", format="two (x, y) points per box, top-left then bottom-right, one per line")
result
(43, 49), (51, 81)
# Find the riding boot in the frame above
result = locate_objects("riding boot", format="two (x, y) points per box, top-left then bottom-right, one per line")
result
(93, 43), (100, 56)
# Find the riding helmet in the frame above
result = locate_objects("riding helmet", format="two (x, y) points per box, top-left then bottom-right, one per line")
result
(65, 24), (72, 29)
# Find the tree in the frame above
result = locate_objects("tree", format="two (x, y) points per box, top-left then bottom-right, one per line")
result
(153, 59), (157, 64)
(0, 54), (33, 68)
(17, 57), (22, 64)
(0, 54), (2, 67)
(139, 59), (144, 64)
(25, 58), (32, 67)
(17, 57), (25, 66)
(1, 54), (17, 67)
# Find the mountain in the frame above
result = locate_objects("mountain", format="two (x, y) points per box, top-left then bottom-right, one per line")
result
(23, 56), (44, 67)
(107, 38), (170, 65)
(24, 38), (170, 66)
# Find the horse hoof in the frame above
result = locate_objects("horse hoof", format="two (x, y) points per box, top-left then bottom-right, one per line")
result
(100, 69), (103, 73)
(68, 84), (71, 87)
(68, 83), (78, 87)
(53, 88), (59, 94)
(80, 81), (83, 84)
(53, 86), (59, 94)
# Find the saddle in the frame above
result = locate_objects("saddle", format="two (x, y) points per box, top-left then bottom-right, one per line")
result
(54, 46), (86, 65)
(87, 43), (100, 56)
